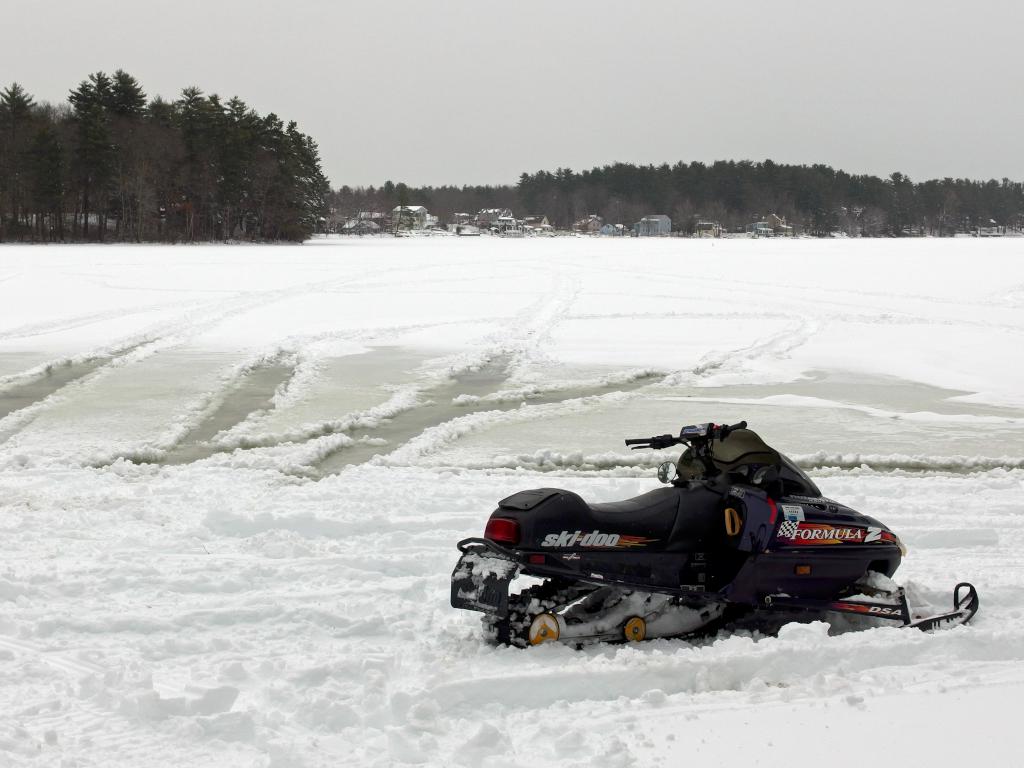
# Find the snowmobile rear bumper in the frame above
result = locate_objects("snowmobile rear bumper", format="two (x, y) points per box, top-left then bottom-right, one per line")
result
(450, 539), (520, 616)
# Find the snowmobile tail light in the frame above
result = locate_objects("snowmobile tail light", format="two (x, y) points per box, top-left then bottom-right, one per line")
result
(485, 517), (520, 545)
(795, 565), (812, 576)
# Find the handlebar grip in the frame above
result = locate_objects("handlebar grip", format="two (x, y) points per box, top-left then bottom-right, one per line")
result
(719, 421), (748, 439)
(625, 434), (678, 450)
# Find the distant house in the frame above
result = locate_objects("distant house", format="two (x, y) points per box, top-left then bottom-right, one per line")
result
(749, 213), (793, 237)
(976, 224), (1005, 237)
(766, 213), (793, 236)
(497, 214), (525, 237)
(392, 205), (438, 229)
(574, 214), (603, 234)
(477, 208), (513, 228)
(333, 210), (382, 233)
(448, 212), (479, 235)
(694, 221), (722, 238)
(599, 223), (627, 236)
(342, 218), (381, 234)
(523, 215), (554, 234)
(633, 215), (671, 237)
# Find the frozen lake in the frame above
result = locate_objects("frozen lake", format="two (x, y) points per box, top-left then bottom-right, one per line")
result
(1, 236), (1023, 766)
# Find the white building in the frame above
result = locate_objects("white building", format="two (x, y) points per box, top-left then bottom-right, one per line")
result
(392, 205), (438, 229)
(633, 215), (672, 237)
(497, 214), (524, 237)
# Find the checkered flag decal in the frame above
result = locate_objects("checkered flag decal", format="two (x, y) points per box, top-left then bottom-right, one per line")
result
(777, 520), (799, 539)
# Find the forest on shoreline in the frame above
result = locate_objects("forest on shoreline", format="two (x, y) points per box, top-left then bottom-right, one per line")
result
(332, 161), (1024, 237)
(0, 75), (329, 243)
(4, 72), (1023, 243)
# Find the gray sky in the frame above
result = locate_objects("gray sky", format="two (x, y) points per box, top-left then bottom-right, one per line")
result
(4, 1), (1022, 188)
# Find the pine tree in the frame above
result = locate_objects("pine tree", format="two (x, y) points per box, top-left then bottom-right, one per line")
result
(69, 73), (115, 239)
(0, 82), (36, 239)
(109, 70), (146, 117)
(27, 125), (65, 240)
(102, 71), (148, 240)
(219, 97), (257, 238)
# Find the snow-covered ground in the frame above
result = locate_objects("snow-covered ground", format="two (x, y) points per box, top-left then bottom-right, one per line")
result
(1, 236), (1022, 766)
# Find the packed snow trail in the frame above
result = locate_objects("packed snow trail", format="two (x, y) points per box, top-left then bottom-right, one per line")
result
(1, 237), (1022, 767)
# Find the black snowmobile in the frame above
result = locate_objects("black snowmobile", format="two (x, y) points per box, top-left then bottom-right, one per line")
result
(451, 422), (979, 646)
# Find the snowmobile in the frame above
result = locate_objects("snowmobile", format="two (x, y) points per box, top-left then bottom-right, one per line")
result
(451, 422), (979, 646)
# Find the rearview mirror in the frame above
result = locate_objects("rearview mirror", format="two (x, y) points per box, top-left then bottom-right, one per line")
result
(657, 461), (677, 484)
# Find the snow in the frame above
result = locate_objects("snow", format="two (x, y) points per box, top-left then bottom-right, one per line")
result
(1, 236), (1023, 766)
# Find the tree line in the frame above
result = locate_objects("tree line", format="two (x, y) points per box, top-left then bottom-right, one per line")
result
(0, 73), (329, 243)
(331, 161), (1024, 236)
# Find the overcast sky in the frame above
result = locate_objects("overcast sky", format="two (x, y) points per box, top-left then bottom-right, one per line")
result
(4, 1), (1022, 188)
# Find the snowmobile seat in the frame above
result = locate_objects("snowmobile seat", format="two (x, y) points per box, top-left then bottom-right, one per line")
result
(497, 488), (685, 542)
(584, 488), (681, 540)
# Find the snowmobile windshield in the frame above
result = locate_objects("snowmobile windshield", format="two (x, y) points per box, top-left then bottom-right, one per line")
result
(778, 454), (822, 496)
(711, 428), (780, 473)
(676, 447), (705, 481)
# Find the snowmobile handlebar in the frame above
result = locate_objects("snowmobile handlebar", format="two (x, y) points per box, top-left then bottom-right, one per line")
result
(624, 421), (748, 451)
(624, 434), (679, 450)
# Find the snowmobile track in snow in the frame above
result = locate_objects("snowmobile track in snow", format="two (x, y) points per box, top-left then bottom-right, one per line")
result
(156, 362), (297, 466)
(313, 360), (662, 474)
